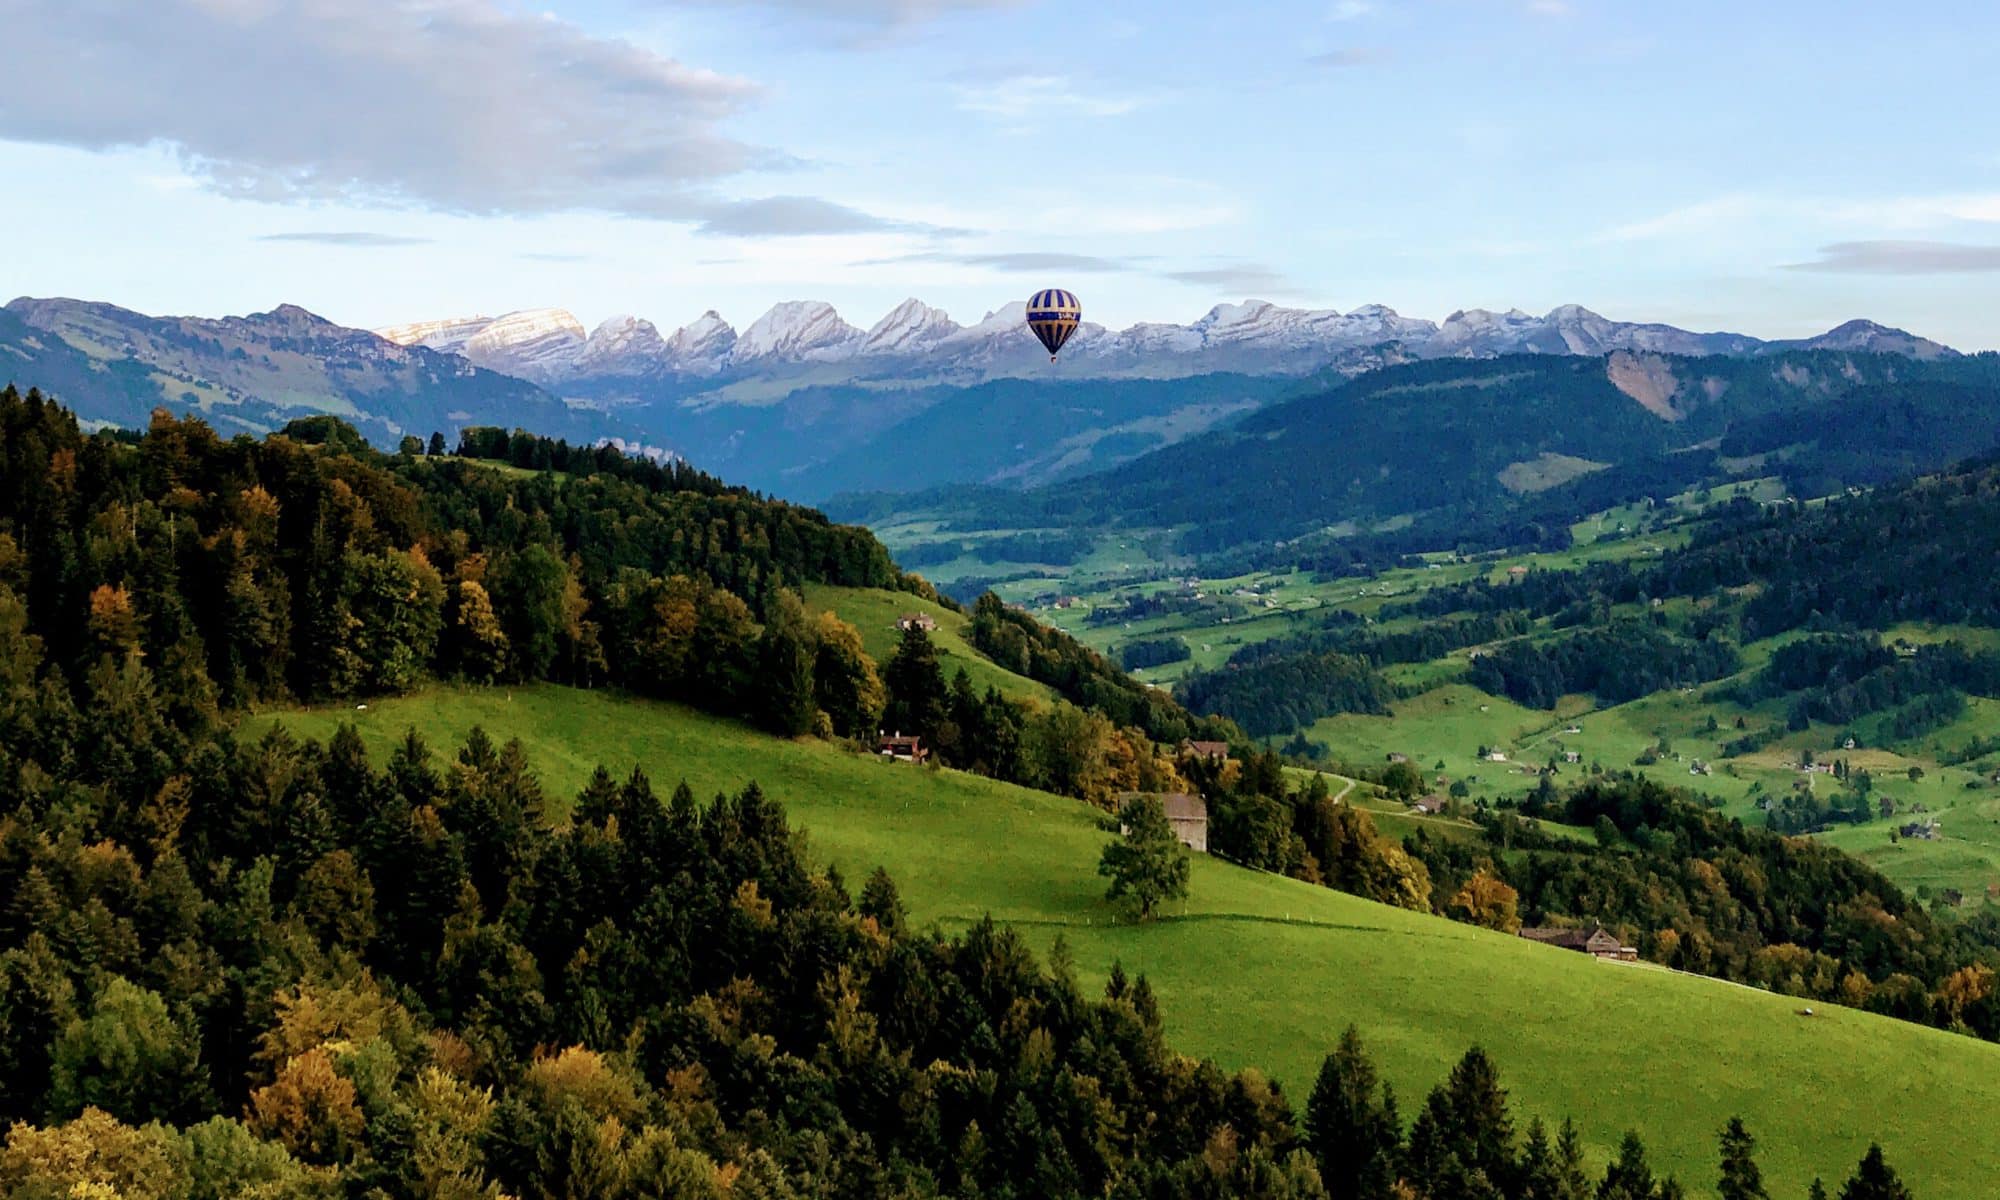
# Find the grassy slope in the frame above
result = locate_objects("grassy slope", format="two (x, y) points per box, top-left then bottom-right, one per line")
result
(246, 684), (2000, 1197)
(802, 584), (1057, 705)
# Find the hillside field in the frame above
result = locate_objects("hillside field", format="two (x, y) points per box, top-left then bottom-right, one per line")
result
(802, 583), (1057, 705)
(245, 684), (2000, 1197)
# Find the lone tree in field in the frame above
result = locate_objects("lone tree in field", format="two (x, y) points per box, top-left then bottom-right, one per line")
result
(1099, 794), (1190, 920)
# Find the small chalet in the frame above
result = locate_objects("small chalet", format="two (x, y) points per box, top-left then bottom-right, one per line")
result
(877, 732), (929, 764)
(1484, 750), (1509, 763)
(1412, 794), (1447, 815)
(1562, 751), (1582, 764)
(1387, 752), (1410, 764)
(1518, 924), (1637, 962)
(1116, 792), (1209, 852)
(896, 612), (938, 633)
(1899, 821), (1939, 841)
(1179, 739), (1229, 763)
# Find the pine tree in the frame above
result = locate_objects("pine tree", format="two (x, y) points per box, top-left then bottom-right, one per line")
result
(1305, 1025), (1401, 1200)
(1597, 1131), (1657, 1200)
(1837, 1146), (1912, 1200)
(753, 591), (816, 737)
(1716, 1118), (1768, 1200)
(859, 866), (905, 936)
(428, 431), (447, 456)
(881, 624), (949, 744)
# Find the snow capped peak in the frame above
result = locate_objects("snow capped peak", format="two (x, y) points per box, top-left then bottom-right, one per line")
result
(733, 301), (863, 362)
(573, 314), (668, 376)
(1195, 299), (1281, 330)
(372, 294), (1955, 388)
(860, 298), (960, 356)
(375, 314), (492, 353)
(666, 310), (737, 365)
(464, 308), (586, 350)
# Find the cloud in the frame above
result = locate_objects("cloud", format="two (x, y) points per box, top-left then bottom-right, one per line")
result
(956, 74), (1153, 121)
(1164, 264), (1298, 294)
(1785, 240), (2000, 274)
(0, 0), (791, 222)
(672, 0), (1019, 27)
(257, 231), (432, 247)
(520, 252), (590, 263)
(692, 195), (959, 237)
(860, 250), (1139, 272)
(1526, 0), (1574, 14)
(1328, 0), (1376, 18)
(1309, 48), (1390, 68)
(1598, 195), (1760, 242)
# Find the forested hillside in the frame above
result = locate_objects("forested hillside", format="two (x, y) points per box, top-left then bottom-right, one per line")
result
(1, 384), (1946, 1196)
(836, 348), (2000, 568)
(0, 386), (1235, 804)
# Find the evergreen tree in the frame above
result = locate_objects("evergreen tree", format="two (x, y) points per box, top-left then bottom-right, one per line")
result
(1099, 794), (1190, 920)
(1837, 1146), (1912, 1200)
(428, 431), (447, 456)
(1717, 1118), (1768, 1200)
(858, 867), (905, 937)
(1596, 1131), (1661, 1200)
(881, 624), (949, 743)
(1305, 1025), (1401, 1200)
(753, 591), (816, 737)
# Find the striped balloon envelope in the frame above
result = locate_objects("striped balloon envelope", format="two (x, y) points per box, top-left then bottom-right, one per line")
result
(1025, 288), (1082, 361)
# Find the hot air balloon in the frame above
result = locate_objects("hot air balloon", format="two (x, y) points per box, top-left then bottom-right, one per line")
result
(1025, 288), (1081, 361)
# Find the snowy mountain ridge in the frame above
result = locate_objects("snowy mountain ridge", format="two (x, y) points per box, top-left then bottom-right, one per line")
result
(374, 298), (1958, 391)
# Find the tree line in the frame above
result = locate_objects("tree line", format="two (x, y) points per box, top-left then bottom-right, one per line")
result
(1394, 776), (2000, 1039)
(1464, 623), (1740, 710)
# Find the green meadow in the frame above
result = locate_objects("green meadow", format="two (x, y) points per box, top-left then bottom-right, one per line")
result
(247, 684), (2000, 1197)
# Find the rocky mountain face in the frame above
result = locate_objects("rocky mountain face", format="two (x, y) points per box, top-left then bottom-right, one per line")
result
(4, 296), (604, 445)
(376, 298), (1959, 397)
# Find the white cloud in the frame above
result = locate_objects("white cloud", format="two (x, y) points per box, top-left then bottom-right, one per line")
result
(1598, 195), (1762, 243)
(1784, 240), (2000, 274)
(0, 0), (914, 229)
(1309, 48), (1391, 68)
(1602, 191), (2000, 247)
(670, 0), (1019, 27)
(1328, 0), (1376, 19)
(955, 75), (1155, 121)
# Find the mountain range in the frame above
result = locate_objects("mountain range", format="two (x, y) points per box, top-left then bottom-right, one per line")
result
(374, 298), (1960, 394)
(0, 296), (607, 448)
(2, 292), (1970, 509)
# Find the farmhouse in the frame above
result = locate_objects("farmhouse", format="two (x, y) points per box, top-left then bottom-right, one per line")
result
(896, 612), (938, 633)
(1484, 750), (1509, 763)
(1518, 924), (1638, 962)
(876, 732), (929, 764)
(1899, 821), (1939, 841)
(1411, 794), (1447, 815)
(1117, 792), (1209, 852)
(1179, 739), (1230, 763)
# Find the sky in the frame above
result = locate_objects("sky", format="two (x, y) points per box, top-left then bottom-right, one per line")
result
(2, 0), (1998, 348)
